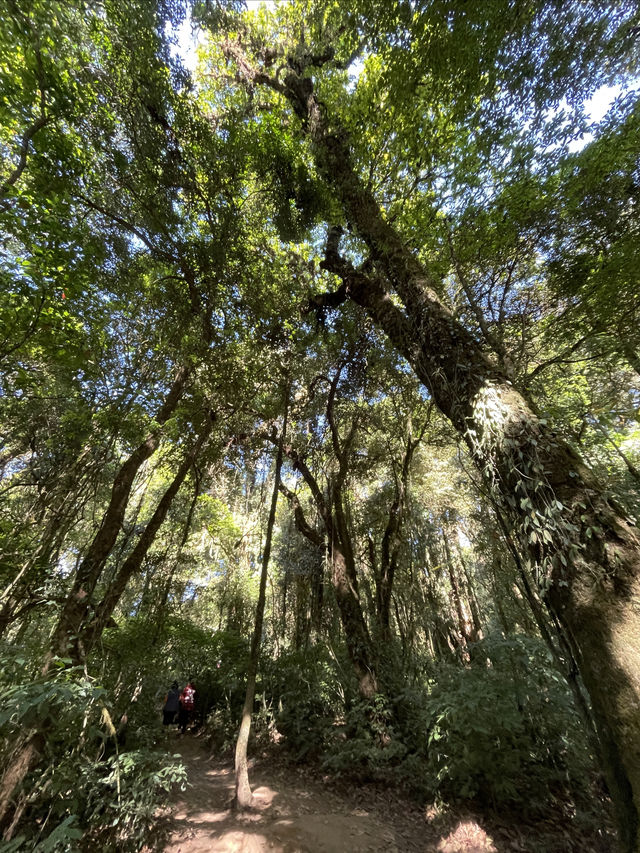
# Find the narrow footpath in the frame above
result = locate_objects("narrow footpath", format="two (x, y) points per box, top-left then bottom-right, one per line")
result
(162, 736), (611, 853)
(163, 735), (499, 853)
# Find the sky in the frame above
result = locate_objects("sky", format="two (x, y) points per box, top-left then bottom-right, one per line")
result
(584, 85), (622, 122)
(568, 84), (622, 151)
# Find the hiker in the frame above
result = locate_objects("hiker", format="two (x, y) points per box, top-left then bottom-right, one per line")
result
(163, 681), (180, 726)
(178, 680), (196, 734)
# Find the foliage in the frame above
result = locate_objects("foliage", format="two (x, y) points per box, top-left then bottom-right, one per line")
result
(264, 645), (344, 761)
(2, 0), (640, 846)
(321, 693), (408, 781)
(200, 704), (238, 753)
(259, 633), (594, 817)
(78, 750), (187, 852)
(0, 647), (186, 851)
(2, 749), (187, 853)
(422, 634), (593, 812)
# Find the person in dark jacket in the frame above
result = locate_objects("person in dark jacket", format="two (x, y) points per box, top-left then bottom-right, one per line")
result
(163, 681), (180, 726)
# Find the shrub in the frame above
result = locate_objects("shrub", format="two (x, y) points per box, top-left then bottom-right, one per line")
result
(322, 694), (408, 780)
(201, 704), (238, 753)
(263, 645), (343, 761)
(0, 650), (186, 851)
(421, 634), (593, 812)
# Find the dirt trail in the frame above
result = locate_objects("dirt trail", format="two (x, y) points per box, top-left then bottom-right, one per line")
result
(163, 735), (502, 853)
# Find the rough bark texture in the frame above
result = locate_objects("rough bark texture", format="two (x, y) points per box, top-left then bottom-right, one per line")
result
(227, 46), (640, 850)
(0, 732), (45, 835)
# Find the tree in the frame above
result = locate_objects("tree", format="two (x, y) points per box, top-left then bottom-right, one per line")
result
(208, 2), (640, 845)
(2, 0), (640, 847)
(0, 0), (273, 827)
(234, 383), (288, 808)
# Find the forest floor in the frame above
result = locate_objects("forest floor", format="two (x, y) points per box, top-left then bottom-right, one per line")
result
(161, 733), (616, 853)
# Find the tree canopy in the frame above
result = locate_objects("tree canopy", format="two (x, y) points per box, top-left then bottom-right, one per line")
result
(1, 1), (640, 850)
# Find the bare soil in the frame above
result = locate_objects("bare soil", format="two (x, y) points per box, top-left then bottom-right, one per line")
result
(163, 735), (616, 853)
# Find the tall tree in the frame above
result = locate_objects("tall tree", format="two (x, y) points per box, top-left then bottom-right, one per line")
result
(235, 388), (288, 808)
(211, 3), (640, 845)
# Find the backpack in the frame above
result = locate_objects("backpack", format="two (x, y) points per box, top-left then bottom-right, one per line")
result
(182, 685), (195, 709)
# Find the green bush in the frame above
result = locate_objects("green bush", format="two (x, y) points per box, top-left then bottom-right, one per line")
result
(421, 634), (593, 812)
(0, 649), (186, 851)
(278, 634), (594, 813)
(79, 749), (187, 851)
(201, 704), (238, 753)
(322, 694), (408, 780)
(263, 645), (343, 761)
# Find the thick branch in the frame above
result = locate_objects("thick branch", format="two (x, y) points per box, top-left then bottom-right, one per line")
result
(278, 481), (323, 547)
(0, 38), (49, 202)
(0, 115), (50, 201)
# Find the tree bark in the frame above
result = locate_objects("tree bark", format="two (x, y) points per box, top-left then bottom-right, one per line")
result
(457, 547), (483, 643)
(0, 731), (45, 838)
(443, 535), (473, 653)
(278, 477), (377, 698)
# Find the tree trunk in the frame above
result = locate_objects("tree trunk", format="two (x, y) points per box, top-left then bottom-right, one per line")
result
(225, 45), (640, 846)
(48, 365), (189, 663)
(235, 55), (640, 847)
(83, 416), (213, 656)
(310, 550), (324, 637)
(0, 368), (190, 829)
(279, 460), (377, 698)
(457, 548), (483, 642)
(376, 429), (422, 642)
(235, 408), (286, 809)
(275, 356), (378, 697)
(152, 472), (202, 643)
(329, 541), (377, 698)
(0, 731), (45, 836)
(443, 533), (474, 651)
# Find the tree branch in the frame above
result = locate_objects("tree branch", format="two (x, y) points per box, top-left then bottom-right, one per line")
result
(278, 481), (323, 546)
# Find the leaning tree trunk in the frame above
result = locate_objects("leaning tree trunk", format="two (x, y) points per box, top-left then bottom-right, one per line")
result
(227, 46), (640, 850)
(49, 364), (189, 664)
(82, 415), (213, 657)
(152, 472), (202, 643)
(0, 367), (189, 833)
(316, 157), (640, 852)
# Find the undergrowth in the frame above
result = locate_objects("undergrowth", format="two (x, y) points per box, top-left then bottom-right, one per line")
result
(0, 643), (186, 852)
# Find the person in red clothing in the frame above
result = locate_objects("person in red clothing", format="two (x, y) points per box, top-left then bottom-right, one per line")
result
(178, 680), (195, 734)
